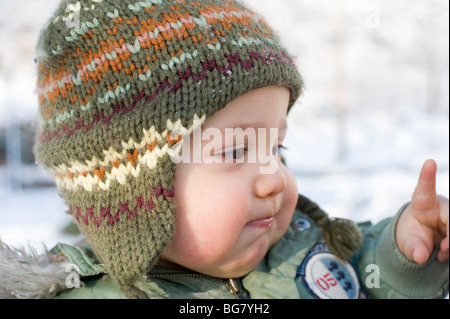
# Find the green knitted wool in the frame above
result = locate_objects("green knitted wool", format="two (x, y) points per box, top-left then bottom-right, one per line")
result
(34, 0), (303, 297)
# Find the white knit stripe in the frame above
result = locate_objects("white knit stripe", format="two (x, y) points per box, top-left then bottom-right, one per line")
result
(52, 114), (205, 192)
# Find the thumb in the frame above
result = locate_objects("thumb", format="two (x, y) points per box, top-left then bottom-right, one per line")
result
(402, 235), (432, 264)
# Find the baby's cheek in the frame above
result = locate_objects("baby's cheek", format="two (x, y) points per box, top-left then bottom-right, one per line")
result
(196, 215), (247, 261)
(276, 167), (298, 229)
(172, 236), (234, 275)
(174, 211), (246, 266)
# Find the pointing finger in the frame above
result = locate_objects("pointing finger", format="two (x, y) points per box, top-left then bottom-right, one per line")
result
(411, 159), (438, 211)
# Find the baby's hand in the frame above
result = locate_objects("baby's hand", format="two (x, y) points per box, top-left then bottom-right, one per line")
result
(396, 159), (449, 264)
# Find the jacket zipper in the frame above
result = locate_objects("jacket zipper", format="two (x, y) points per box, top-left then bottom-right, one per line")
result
(146, 272), (244, 299)
(225, 278), (242, 299)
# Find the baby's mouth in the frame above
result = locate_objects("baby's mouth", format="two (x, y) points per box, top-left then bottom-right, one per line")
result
(247, 198), (281, 229)
(246, 216), (274, 229)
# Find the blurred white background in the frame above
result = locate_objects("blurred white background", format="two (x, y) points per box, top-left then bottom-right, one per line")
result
(0, 0), (448, 257)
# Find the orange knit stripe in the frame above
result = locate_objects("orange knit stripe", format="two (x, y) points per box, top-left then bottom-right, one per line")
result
(94, 166), (106, 179)
(38, 5), (269, 116)
(55, 140), (162, 181)
(126, 149), (139, 164)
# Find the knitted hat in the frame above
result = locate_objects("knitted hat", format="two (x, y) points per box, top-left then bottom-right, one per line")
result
(34, 0), (303, 297)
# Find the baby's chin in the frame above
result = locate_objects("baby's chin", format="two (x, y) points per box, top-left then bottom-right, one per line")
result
(201, 261), (264, 279)
(220, 236), (284, 278)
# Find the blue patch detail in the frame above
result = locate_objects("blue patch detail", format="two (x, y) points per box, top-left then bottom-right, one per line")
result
(296, 243), (365, 299)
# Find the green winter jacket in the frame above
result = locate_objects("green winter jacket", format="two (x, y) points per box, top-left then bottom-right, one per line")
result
(53, 206), (449, 299)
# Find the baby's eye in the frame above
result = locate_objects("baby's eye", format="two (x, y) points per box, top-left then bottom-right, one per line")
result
(221, 146), (246, 162)
(272, 144), (287, 157)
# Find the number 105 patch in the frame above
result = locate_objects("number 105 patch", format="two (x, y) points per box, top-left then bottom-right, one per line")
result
(296, 243), (365, 299)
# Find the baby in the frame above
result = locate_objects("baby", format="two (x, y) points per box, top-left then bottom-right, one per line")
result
(161, 85), (449, 281)
(11, 0), (448, 299)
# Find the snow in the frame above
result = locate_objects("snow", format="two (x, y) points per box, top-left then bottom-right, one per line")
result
(0, 186), (82, 250)
(0, 0), (448, 298)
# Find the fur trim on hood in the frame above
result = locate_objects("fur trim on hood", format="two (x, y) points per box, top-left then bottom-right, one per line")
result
(0, 240), (72, 299)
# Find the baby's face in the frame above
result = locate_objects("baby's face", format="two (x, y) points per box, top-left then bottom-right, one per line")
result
(161, 86), (298, 278)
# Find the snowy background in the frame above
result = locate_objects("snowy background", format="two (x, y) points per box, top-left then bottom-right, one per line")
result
(0, 0), (448, 268)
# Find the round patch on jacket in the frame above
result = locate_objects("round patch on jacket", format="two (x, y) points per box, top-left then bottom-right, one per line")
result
(296, 243), (364, 299)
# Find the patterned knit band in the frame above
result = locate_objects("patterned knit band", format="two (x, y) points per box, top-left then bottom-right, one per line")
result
(34, 0), (302, 297)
